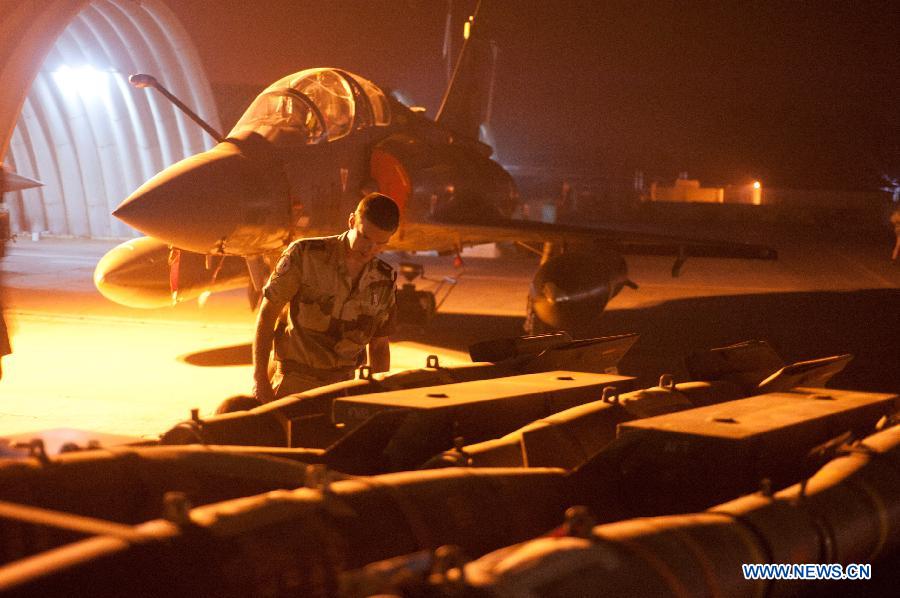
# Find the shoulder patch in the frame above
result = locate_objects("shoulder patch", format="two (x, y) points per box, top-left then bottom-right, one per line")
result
(275, 253), (292, 275)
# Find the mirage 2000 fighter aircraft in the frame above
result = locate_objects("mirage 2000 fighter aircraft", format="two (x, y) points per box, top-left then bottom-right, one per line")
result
(94, 5), (776, 333)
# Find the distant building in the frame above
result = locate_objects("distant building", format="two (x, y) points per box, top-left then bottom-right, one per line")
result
(648, 178), (725, 203)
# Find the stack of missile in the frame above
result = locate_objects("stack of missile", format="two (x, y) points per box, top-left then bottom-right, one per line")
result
(0, 335), (896, 597)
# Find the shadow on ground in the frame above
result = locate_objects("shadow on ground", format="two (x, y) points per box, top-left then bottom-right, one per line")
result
(180, 289), (900, 393)
(179, 344), (252, 367)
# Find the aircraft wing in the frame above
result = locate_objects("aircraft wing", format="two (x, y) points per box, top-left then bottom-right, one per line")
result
(398, 215), (777, 261)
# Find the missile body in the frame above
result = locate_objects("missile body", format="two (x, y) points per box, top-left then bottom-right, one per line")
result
(94, 236), (249, 308)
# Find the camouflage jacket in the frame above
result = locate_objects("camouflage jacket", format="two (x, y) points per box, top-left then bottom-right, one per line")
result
(263, 232), (396, 371)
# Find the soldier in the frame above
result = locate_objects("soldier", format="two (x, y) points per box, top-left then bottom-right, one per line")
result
(250, 192), (399, 404)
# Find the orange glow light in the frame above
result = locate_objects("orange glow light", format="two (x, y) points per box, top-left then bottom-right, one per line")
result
(751, 180), (762, 205)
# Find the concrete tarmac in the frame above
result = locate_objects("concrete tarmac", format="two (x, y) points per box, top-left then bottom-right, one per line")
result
(1, 222), (898, 440)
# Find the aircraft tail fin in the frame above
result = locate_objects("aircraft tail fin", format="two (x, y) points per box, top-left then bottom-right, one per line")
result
(684, 340), (852, 394)
(435, 0), (497, 142)
(756, 353), (853, 393)
(521, 333), (641, 375)
(683, 340), (785, 394)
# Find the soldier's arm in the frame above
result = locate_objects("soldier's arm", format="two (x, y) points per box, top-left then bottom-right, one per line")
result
(254, 241), (305, 401)
(367, 335), (390, 373)
(252, 296), (286, 402)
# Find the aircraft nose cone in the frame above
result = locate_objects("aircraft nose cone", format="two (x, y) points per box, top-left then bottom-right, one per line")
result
(113, 141), (289, 255)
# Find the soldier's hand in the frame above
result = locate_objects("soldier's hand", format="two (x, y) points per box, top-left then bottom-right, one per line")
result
(252, 377), (275, 404)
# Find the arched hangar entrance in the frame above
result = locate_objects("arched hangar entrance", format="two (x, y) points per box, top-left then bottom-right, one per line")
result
(0, 0), (220, 239)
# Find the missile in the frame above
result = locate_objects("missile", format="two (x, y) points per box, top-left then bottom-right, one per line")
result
(94, 236), (250, 308)
(433, 423), (900, 598)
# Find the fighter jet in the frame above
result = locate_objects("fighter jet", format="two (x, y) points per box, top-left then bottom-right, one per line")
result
(94, 6), (776, 332)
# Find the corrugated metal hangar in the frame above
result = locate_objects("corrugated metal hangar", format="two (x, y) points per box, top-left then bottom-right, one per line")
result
(0, 0), (219, 239)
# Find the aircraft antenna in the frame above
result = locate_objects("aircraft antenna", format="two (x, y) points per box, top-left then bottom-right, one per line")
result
(129, 74), (225, 144)
(442, 0), (454, 84)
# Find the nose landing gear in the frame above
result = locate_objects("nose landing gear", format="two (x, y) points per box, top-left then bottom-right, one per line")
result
(396, 262), (437, 328)
(395, 262), (459, 330)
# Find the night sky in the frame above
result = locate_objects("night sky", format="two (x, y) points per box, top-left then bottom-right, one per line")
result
(166, 1), (899, 191)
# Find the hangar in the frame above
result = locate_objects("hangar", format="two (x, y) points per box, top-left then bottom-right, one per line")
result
(0, 0), (219, 239)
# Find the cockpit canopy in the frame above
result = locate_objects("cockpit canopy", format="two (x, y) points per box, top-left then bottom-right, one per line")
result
(228, 68), (391, 147)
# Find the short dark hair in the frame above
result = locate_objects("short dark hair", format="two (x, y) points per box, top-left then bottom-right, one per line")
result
(356, 192), (400, 232)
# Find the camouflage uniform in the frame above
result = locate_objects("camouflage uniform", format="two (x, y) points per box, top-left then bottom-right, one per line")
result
(263, 231), (396, 397)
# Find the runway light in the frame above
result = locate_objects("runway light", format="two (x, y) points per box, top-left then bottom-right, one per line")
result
(751, 180), (762, 205)
(52, 65), (113, 99)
